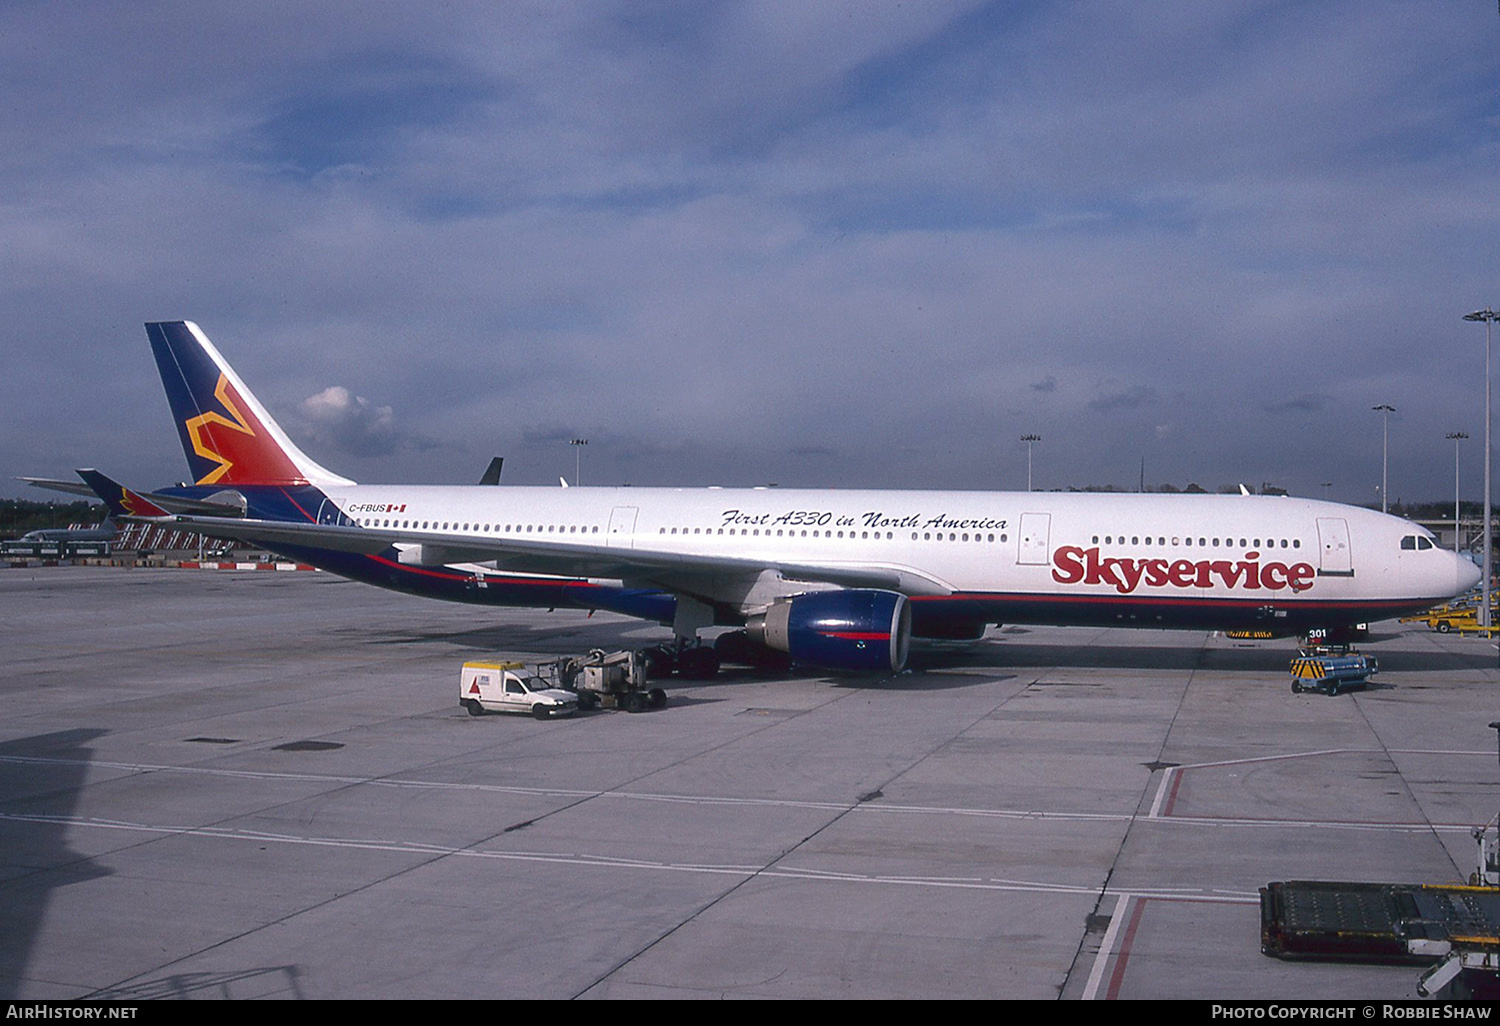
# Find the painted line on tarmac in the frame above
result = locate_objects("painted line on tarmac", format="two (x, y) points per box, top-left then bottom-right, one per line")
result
(0, 808), (1260, 906)
(2, 753), (1485, 834)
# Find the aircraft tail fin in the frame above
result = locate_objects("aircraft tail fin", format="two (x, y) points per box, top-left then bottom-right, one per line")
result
(76, 469), (170, 518)
(145, 321), (354, 488)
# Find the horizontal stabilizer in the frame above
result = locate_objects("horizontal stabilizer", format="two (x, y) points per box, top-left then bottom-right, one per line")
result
(18, 476), (98, 498)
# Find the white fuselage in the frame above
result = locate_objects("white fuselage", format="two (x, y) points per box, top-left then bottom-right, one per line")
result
(326, 485), (1475, 620)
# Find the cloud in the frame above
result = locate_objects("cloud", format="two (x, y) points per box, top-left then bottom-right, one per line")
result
(297, 385), (431, 458)
(1, 2), (1498, 503)
(1088, 385), (1159, 413)
(1263, 393), (1333, 415)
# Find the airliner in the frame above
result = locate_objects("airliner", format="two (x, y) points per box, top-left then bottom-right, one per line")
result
(16, 520), (118, 543)
(31, 321), (1481, 677)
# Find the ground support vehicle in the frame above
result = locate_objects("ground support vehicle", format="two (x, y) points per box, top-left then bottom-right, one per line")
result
(554, 649), (667, 713)
(460, 660), (580, 719)
(1401, 598), (1494, 634)
(1261, 880), (1500, 998)
(1260, 724), (1500, 999)
(1288, 648), (1378, 695)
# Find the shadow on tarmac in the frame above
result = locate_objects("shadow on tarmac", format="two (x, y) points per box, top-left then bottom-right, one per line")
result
(0, 728), (111, 999)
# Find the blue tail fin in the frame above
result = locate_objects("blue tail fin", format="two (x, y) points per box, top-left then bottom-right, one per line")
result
(76, 469), (170, 518)
(145, 322), (353, 488)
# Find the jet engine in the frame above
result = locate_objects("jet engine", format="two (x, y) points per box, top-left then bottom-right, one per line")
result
(745, 589), (911, 673)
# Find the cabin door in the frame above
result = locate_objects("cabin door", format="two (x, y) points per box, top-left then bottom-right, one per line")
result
(1315, 517), (1353, 576)
(1018, 512), (1051, 566)
(607, 506), (639, 548)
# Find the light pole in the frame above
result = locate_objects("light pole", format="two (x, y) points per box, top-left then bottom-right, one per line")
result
(1465, 309), (1499, 627)
(569, 438), (588, 486)
(1020, 434), (1040, 492)
(1448, 432), (1469, 555)
(1372, 405), (1395, 514)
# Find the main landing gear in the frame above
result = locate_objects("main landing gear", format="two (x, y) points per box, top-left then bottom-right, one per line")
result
(639, 639), (722, 680)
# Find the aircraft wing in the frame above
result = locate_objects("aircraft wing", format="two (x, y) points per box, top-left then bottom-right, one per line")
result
(150, 513), (954, 596)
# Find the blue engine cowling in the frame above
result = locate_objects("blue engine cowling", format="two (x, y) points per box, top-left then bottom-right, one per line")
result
(745, 590), (911, 673)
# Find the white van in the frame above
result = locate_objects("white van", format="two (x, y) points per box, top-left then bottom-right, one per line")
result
(460, 661), (579, 719)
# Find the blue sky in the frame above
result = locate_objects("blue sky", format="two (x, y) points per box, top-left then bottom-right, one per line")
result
(3, 1), (1499, 504)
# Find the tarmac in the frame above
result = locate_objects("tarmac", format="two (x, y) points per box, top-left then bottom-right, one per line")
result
(2, 564), (1498, 1000)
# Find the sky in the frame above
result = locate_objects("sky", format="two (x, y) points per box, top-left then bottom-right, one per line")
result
(3, 0), (1499, 506)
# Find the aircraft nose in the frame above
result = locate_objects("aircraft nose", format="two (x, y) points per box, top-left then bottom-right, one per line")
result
(1456, 553), (1483, 595)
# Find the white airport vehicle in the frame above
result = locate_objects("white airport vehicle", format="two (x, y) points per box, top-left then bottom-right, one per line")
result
(36, 321), (1483, 677)
(460, 660), (579, 719)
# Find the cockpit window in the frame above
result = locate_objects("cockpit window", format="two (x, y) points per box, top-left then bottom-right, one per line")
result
(1402, 535), (1436, 551)
(1401, 536), (1416, 550)
(1417, 536), (1433, 550)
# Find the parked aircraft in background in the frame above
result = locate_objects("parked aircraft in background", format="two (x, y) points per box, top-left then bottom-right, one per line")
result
(31, 322), (1481, 676)
(15, 520), (118, 543)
